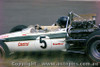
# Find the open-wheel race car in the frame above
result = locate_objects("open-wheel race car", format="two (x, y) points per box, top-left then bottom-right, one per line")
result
(0, 12), (100, 63)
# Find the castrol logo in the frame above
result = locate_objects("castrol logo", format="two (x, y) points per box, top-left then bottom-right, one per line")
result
(18, 42), (29, 46)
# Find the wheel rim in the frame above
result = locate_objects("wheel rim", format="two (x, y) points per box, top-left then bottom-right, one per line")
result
(0, 46), (5, 59)
(96, 44), (100, 53)
(92, 41), (100, 60)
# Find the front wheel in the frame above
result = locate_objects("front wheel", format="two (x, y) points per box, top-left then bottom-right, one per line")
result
(0, 41), (10, 59)
(87, 40), (100, 63)
(0, 45), (5, 59)
(10, 25), (27, 33)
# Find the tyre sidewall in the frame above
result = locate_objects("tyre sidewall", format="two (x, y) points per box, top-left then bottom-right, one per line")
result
(0, 41), (10, 58)
(10, 25), (27, 33)
(87, 40), (100, 62)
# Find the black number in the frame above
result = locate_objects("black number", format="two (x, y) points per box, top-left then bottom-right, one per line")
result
(40, 36), (47, 49)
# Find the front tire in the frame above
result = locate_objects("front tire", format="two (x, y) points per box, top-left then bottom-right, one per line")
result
(0, 45), (5, 59)
(87, 40), (100, 63)
(0, 41), (10, 59)
(10, 25), (27, 33)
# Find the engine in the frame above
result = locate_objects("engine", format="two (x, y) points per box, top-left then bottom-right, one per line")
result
(71, 20), (95, 29)
(69, 20), (96, 39)
(65, 12), (99, 53)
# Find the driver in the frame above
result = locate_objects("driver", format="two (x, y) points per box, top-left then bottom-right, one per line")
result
(56, 16), (70, 28)
(35, 24), (42, 30)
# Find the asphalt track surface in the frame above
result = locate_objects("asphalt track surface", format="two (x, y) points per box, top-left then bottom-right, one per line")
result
(0, 0), (100, 34)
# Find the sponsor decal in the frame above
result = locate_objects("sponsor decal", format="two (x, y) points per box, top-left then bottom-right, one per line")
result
(0, 35), (9, 39)
(53, 43), (64, 45)
(18, 42), (29, 46)
(22, 34), (27, 36)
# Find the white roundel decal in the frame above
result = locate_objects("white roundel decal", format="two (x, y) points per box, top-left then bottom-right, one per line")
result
(35, 35), (51, 50)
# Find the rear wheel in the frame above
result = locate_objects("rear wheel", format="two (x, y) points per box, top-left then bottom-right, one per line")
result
(87, 40), (100, 62)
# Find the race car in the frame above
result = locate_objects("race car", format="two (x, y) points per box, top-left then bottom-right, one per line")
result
(0, 24), (67, 58)
(0, 12), (100, 63)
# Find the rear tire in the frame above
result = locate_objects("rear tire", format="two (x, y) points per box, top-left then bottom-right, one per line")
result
(87, 40), (100, 63)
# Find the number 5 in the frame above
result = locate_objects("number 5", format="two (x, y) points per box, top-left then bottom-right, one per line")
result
(40, 36), (47, 49)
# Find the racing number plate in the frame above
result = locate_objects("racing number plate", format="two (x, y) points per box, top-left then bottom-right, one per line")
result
(40, 36), (47, 49)
(35, 36), (51, 50)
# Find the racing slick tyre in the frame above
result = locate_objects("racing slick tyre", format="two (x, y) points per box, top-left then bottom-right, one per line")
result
(0, 41), (10, 59)
(10, 25), (27, 33)
(87, 40), (100, 63)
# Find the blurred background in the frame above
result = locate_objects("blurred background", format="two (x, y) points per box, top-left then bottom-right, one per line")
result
(0, 0), (100, 34)
(0, 0), (100, 67)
